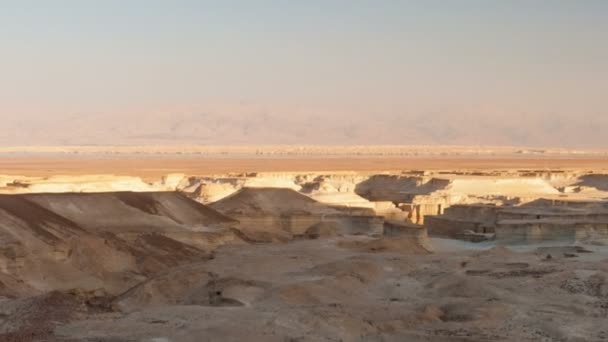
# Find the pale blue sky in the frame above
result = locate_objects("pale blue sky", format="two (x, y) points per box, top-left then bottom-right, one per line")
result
(1, 1), (607, 146)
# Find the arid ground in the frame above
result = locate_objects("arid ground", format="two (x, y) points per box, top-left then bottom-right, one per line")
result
(3, 156), (608, 181)
(1, 151), (608, 341)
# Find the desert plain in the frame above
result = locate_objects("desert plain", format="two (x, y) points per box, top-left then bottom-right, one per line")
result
(1, 146), (608, 341)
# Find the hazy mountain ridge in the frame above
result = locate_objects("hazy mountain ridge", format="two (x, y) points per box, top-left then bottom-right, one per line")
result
(2, 110), (607, 147)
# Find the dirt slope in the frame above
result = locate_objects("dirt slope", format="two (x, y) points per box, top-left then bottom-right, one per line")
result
(0, 192), (238, 298)
(210, 187), (342, 216)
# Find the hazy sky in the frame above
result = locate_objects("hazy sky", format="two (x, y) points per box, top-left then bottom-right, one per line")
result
(1, 1), (607, 147)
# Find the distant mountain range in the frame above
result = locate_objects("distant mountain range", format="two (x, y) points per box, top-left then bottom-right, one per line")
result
(2, 109), (607, 148)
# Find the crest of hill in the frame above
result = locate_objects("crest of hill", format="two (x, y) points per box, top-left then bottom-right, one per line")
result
(209, 187), (342, 216)
(0, 192), (238, 297)
(18, 192), (236, 232)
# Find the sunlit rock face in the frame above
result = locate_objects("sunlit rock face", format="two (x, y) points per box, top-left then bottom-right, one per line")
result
(180, 170), (607, 224)
(0, 173), (191, 195)
(4, 169), (606, 243)
(173, 170), (608, 244)
(0, 175), (160, 194)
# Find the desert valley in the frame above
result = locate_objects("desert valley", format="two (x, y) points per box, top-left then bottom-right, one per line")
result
(0, 148), (608, 341)
(4, 1), (607, 340)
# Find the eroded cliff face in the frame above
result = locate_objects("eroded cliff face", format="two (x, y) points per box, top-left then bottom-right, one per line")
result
(177, 170), (606, 226)
(1, 168), (608, 341)
(3, 170), (607, 243)
(1, 170), (606, 262)
(173, 170), (608, 244)
(426, 198), (608, 243)
(0, 173), (189, 194)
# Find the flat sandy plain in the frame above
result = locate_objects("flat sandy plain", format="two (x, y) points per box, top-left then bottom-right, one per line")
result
(2, 145), (608, 180)
(3, 155), (608, 181)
